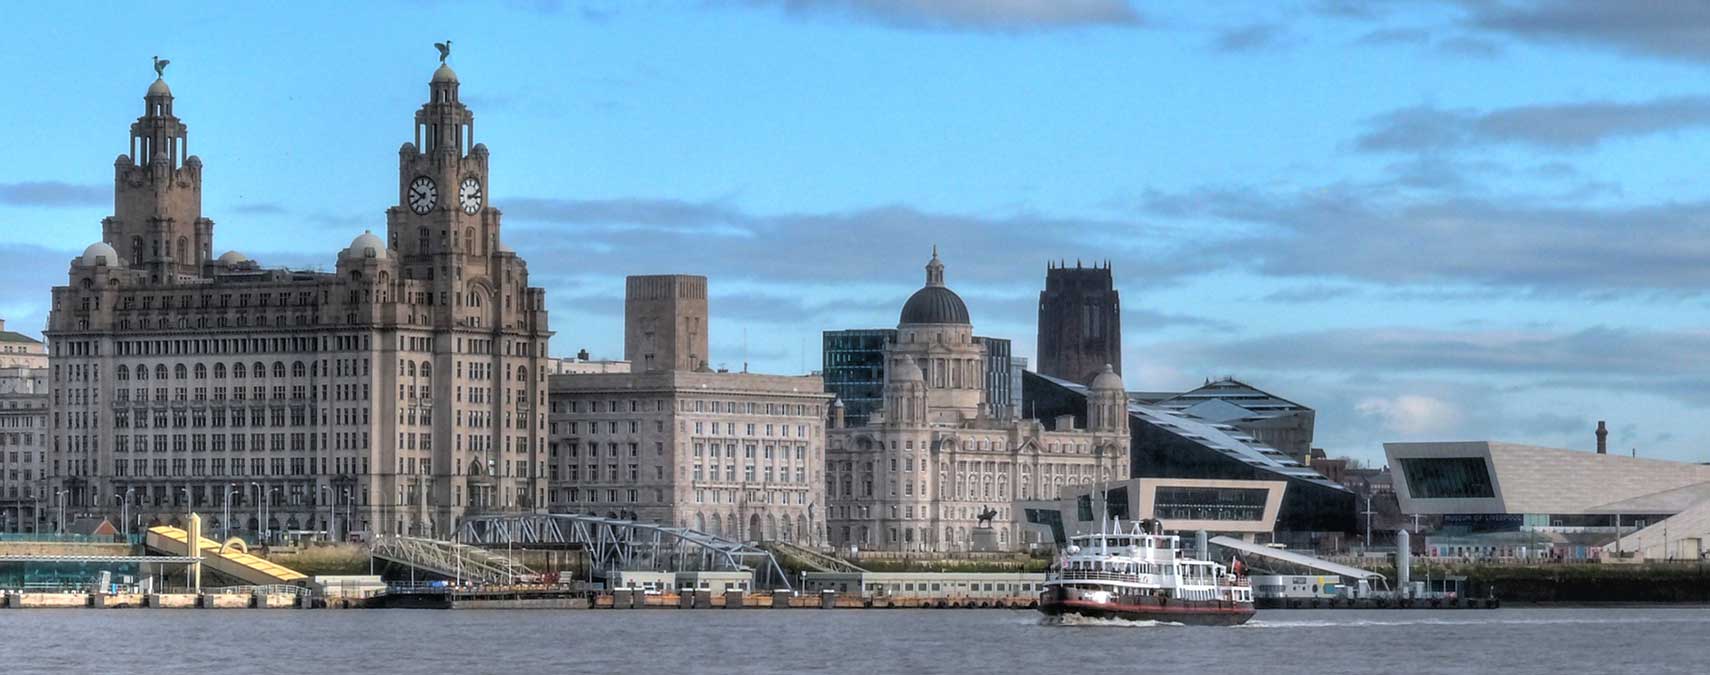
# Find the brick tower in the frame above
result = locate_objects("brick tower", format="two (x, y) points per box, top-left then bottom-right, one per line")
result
(1037, 260), (1121, 384)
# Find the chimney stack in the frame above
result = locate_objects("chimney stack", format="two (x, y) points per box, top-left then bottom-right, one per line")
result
(1595, 420), (1608, 455)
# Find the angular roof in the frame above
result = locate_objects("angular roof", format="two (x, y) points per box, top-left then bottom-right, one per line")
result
(1033, 372), (1347, 493)
(1386, 441), (1710, 516)
(1152, 378), (1311, 421)
(0, 331), (40, 345)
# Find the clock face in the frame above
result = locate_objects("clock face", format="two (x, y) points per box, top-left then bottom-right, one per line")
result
(407, 176), (438, 215)
(459, 177), (483, 215)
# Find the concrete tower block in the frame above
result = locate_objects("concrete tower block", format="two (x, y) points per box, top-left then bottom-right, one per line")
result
(624, 275), (709, 372)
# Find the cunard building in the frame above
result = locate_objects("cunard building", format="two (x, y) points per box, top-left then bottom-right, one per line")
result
(45, 55), (550, 540)
(826, 251), (1130, 552)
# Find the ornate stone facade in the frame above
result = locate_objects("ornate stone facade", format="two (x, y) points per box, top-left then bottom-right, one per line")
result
(43, 60), (550, 540)
(546, 370), (830, 544)
(826, 252), (1129, 552)
(0, 367), (47, 532)
(548, 274), (829, 544)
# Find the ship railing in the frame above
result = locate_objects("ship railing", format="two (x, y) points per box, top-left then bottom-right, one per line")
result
(1055, 571), (1150, 584)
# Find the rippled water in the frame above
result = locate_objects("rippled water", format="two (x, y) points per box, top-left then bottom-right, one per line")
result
(3, 607), (1706, 674)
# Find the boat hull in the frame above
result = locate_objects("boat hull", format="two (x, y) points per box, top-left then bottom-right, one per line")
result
(1039, 586), (1255, 626)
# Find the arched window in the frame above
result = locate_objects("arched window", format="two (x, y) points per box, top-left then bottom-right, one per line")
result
(420, 362), (432, 381)
(232, 362), (246, 379)
(177, 237), (188, 263)
(154, 365), (168, 380)
(292, 361), (306, 378)
(464, 228), (474, 253)
(116, 365), (129, 381)
(193, 363), (207, 379)
(406, 361), (416, 377)
(253, 362), (266, 378)
(272, 362), (285, 379)
(213, 363), (226, 379)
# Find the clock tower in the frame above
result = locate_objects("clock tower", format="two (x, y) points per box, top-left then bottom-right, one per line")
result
(102, 71), (214, 280)
(377, 53), (553, 527)
(387, 60), (497, 277)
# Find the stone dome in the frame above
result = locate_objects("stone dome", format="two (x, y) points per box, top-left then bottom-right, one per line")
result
(899, 286), (970, 325)
(340, 231), (389, 261)
(147, 78), (171, 97)
(81, 242), (120, 267)
(432, 63), (458, 83)
(217, 251), (248, 264)
(898, 247), (971, 325)
(1090, 364), (1124, 391)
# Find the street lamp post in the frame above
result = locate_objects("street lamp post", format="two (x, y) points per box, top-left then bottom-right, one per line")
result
(320, 485), (335, 543)
(343, 488), (352, 543)
(54, 489), (65, 535)
(224, 484), (238, 541)
(1363, 493), (1375, 553)
(123, 487), (134, 538)
(250, 482), (262, 544)
(266, 488), (279, 543)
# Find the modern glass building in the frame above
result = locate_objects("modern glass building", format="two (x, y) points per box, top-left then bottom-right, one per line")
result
(822, 329), (1016, 426)
(977, 337), (1015, 420)
(1024, 371), (1356, 548)
(821, 329), (896, 428)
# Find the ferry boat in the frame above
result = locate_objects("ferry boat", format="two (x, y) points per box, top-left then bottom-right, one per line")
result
(1039, 519), (1255, 626)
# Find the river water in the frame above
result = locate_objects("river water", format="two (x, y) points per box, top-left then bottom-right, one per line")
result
(2, 607), (1703, 674)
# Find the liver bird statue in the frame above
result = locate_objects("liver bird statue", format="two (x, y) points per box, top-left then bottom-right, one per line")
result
(153, 55), (169, 78)
(434, 41), (452, 63)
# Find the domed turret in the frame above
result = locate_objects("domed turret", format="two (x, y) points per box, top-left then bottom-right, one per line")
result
(432, 63), (458, 84)
(80, 242), (121, 267)
(890, 355), (924, 382)
(1090, 364), (1124, 392)
(340, 231), (390, 261)
(217, 251), (248, 265)
(899, 247), (970, 325)
(147, 78), (171, 97)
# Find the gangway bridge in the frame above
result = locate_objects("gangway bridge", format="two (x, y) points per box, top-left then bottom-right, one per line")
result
(144, 525), (308, 587)
(1209, 535), (1385, 582)
(369, 535), (535, 584)
(766, 540), (868, 574)
(458, 513), (794, 589)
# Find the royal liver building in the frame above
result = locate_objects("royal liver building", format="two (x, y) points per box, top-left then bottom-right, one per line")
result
(45, 56), (551, 540)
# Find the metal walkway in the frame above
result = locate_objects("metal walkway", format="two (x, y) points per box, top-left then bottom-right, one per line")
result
(1209, 535), (1385, 580)
(145, 526), (308, 586)
(766, 541), (868, 574)
(458, 513), (793, 589)
(0, 555), (200, 564)
(369, 535), (534, 584)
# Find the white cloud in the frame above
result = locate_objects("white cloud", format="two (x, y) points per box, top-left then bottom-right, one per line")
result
(1356, 394), (1463, 436)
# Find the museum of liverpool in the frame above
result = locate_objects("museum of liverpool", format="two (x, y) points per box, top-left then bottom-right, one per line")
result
(1386, 441), (1710, 561)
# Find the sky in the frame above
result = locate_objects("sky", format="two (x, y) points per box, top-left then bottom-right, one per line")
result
(4, 1), (1710, 465)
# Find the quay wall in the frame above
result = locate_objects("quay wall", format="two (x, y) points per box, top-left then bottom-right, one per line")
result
(0, 542), (132, 557)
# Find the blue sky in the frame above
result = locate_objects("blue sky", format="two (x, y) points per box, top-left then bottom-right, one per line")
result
(6, 1), (1710, 464)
